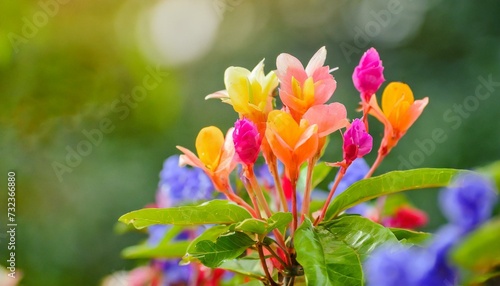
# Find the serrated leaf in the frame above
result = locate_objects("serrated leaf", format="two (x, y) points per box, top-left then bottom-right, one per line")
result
(295, 216), (398, 286)
(452, 218), (500, 272)
(191, 232), (256, 268)
(119, 200), (252, 229)
(122, 241), (190, 259)
(389, 228), (431, 245)
(325, 168), (467, 220)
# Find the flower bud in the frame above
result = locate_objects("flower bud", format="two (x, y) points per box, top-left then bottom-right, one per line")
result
(352, 48), (385, 101)
(343, 119), (373, 165)
(233, 118), (261, 165)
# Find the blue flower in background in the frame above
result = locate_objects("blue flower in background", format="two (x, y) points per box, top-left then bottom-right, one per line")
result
(365, 244), (434, 286)
(157, 155), (215, 208)
(365, 172), (498, 286)
(439, 173), (497, 233)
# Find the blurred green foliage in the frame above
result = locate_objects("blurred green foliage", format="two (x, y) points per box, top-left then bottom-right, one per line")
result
(1, 0), (500, 285)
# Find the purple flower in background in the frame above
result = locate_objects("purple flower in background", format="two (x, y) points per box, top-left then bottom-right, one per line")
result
(157, 155), (215, 208)
(343, 119), (372, 165)
(233, 118), (261, 165)
(365, 244), (433, 286)
(352, 47), (385, 101)
(439, 173), (497, 233)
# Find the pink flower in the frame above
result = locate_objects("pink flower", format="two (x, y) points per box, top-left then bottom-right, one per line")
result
(352, 48), (385, 101)
(343, 119), (373, 165)
(276, 47), (337, 119)
(233, 118), (261, 165)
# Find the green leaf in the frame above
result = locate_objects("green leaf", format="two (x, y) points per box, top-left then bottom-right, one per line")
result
(325, 168), (467, 220)
(190, 231), (256, 268)
(184, 225), (231, 263)
(219, 258), (265, 279)
(122, 241), (190, 259)
(389, 228), (431, 245)
(234, 212), (292, 235)
(295, 216), (397, 286)
(452, 218), (500, 272)
(119, 200), (252, 229)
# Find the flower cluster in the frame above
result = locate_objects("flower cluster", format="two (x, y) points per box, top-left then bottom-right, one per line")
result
(118, 46), (452, 286)
(365, 173), (498, 286)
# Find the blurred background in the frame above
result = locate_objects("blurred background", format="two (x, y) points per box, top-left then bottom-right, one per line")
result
(1, 0), (500, 284)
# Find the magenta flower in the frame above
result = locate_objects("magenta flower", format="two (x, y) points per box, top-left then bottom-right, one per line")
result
(352, 48), (385, 101)
(343, 119), (373, 165)
(233, 118), (262, 165)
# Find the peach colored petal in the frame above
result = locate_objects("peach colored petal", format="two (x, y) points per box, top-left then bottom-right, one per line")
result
(305, 46), (327, 76)
(205, 90), (229, 100)
(400, 97), (429, 132)
(303, 103), (349, 137)
(176, 146), (207, 172)
(276, 53), (306, 81)
(217, 128), (236, 174)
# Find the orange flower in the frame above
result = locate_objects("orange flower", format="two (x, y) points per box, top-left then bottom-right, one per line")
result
(265, 110), (318, 181)
(369, 82), (429, 155)
(177, 126), (236, 191)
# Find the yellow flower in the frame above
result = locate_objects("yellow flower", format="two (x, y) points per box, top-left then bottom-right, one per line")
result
(369, 82), (429, 154)
(206, 60), (278, 124)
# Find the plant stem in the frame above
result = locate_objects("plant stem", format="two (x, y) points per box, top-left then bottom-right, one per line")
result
(242, 177), (262, 219)
(300, 157), (316, 223)
(247, 165), (273, 218)
(289, 177), (298, 237)
(364, 151), (386, 179)
(258, 244), (278, 286)
(314, 167), (346, 226)
(263, 244), (288, 269)
(225, 186), (259, 218)
(269, 160), (288, 212)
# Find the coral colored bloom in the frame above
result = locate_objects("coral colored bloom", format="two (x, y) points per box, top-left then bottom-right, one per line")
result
(177, 126), (236, 191)
(343, 119), (373, 165)
(369, 82), (429, 154)
(352, 48), (385, 101)
(276, 47), (337, 119)
(233, 118), (261, 165)
(206, 60), (278, 125)
(265, 110), (318, 181)
(383, 206), (428, 229)
(302, 103), (349, 138)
